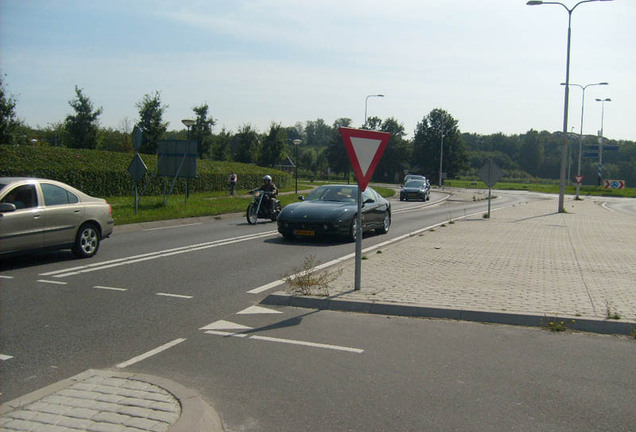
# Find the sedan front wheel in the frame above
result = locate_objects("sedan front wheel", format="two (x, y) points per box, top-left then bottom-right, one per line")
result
(376, 213), (391, 234)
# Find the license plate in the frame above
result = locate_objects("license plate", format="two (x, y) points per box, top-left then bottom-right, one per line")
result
(294, 229), (315, 237)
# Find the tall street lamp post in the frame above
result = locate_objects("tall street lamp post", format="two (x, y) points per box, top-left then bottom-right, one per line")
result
(182, 119), (195, 140)
(364, 94), (384, 125)
(526, 0), (613, 213)
(595, 97), (611, 186)
(438, 130), (445, 187)
(293, 139), (301, 194)
(560, 81), (608, 199)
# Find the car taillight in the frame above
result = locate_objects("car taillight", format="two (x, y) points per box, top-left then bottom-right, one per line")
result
(108, 204), (113, 215)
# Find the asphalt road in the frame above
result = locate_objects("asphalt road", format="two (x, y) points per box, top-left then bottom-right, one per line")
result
(2, 190), (633, 431)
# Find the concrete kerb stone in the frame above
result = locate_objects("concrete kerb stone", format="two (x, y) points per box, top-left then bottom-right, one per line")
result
(261, 292), (636, 335)
(1, 369), (223, 432)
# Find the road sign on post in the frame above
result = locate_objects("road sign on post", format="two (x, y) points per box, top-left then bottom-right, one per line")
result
(478, 159), (503, 219)
(339, 128), (391, 192)
(339, 127), (391, 291)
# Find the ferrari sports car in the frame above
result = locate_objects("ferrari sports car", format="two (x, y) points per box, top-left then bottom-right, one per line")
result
(277, 184), (391, 241)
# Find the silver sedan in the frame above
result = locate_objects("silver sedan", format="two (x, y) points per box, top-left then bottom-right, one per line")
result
(0, 177), (114, 258)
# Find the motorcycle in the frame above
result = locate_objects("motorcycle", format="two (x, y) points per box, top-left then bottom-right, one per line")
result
(246, 190), (281, 224)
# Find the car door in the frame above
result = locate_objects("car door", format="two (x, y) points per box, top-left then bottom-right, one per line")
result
(361, 188), (381, 227)
(39, 182), (83, 247)
(0, 183), (44, 254)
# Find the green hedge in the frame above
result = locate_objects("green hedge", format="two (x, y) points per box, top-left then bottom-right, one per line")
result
(0, 145), (291, 197)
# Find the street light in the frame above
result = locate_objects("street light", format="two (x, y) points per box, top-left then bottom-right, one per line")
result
(364, 94), (384, 125)
(438, 130), (445, 187)
(181, 119), (195, 140)
(595, 97), (611, 186)
(293, 139), (301, 194)
(526, 0), (613, 213)
(560, 81), (608, 199)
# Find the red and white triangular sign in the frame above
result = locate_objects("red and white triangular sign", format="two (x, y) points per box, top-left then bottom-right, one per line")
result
(574, 175), (584, 185)
(339, 127), (391, 191)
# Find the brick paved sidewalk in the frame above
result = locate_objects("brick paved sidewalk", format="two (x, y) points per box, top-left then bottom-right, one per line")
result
(327, 196), (636, 324)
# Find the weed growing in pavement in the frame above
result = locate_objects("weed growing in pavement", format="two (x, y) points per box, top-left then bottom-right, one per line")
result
(629, 329), (636, 340)
(283, 255), (342, 297)
(606, 302), (622, 320)
(542, 317), (576, 332)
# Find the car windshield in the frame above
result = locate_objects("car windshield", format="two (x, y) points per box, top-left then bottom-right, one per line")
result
(404, 180), (424, 188)
(306, 186), (357, 203)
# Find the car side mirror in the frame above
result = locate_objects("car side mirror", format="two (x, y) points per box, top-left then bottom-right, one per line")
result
(363, 198), (374, 206)
(0, 203), (17, 213)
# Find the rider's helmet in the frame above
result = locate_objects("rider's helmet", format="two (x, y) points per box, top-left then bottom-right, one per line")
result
(263, 175), (272, 183)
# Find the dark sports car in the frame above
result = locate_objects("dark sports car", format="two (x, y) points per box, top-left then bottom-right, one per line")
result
(277, 184), (391, 241)
(400, 179), (430, 201)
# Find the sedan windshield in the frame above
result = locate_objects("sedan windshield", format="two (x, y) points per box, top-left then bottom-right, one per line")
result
(306, 186), (357, 203)
(404, 180), (424, 188)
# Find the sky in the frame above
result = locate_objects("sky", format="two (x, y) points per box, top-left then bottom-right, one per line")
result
(1, 0), (634, 141)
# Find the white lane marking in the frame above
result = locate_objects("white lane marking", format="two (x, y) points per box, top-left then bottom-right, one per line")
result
(94, 286), (127, 292)
(143, 222), (202, 231)
(601, 202), (617, 213)
(199, 320), (252, 331)
(40, 230), (277, 278)
(205, 331), (364, 354)
(251, 335), (363, 353)
(247, 279), (287, 294)
(247, 206), (490, 295)
(37, 280), (68, 285)
(156, 292), (193, 299)
(205, 330), (248, 338)
(116, 338), (186, 369)
(237, 306), (282, 315)
(0, 354), (14, 361)
(0, 275), (14, 279)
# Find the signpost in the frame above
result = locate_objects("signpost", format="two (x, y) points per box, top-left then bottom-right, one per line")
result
(478, 159), (503, 218)
(128, 126), (147, 214)
(339, 127), (391, 291)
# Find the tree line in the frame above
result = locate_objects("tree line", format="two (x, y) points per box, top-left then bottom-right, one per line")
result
(2, 76), (634, 186)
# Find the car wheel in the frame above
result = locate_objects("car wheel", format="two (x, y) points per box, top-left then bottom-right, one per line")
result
(72, 223), (100, 258)
(246, 204), (258, 224)
(348, 217), (358, 242)
(281, 231), (294, 240)
(376, 213), (391, 234)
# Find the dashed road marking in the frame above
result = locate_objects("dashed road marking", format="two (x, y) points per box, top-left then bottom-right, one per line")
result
(156, 292), (193, 299)
(199, 320), (252, 331)
(94, 285), (127, 292)
(1, 354), (13, 361)
(37, 280), (68, 285)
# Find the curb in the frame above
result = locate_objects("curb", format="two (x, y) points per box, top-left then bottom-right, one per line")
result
(1, 369), (223, 432)
(261, 292), (636, 336)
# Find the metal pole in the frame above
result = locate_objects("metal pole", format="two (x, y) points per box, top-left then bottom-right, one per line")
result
(438, 132), (444, 187)
(354, 186), (362, 291)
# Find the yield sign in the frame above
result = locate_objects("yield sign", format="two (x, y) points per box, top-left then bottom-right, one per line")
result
(339, 127), (391, 191)
(574, 175), (584, 185)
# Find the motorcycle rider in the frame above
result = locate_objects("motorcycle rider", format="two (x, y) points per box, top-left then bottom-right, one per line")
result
(252, 175), (278, 213)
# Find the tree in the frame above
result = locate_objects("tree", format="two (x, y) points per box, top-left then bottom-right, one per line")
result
(233, 124), (260, 163)
(519, 130), (545, 176)
(305, 118), (332, 147)
(259, 123), (287, 167)
(191, 103), (216, 158)
(210, 128), (233, 161)
(413, 108), (468, 183)
(326, 118), (352, 176)
(0, 74), (21, 145)
(136, 91), (168, 154)
(64, 86), (103, 149)
(373, 117), (411, 183)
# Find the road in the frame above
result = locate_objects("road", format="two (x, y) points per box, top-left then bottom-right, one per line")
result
(1, 190), (633, 431)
